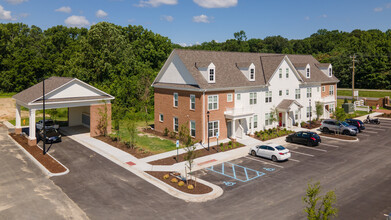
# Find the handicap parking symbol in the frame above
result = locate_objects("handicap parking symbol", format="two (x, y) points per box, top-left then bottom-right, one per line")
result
(263, 167), (275, 172)
(223, 181), (236, 186)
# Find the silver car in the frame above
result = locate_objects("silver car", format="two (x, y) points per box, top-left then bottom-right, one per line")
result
(320, 119), (358, 136)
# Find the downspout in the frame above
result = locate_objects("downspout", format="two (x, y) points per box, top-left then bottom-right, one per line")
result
(202, 90), (206, 144)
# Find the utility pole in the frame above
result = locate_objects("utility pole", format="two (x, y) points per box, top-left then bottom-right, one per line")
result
(350, 54), (356, 101)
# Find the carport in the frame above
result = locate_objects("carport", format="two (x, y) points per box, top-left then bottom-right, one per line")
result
(13, 77), (114, 146)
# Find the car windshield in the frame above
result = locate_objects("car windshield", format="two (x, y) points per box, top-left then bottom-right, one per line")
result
(275, 146), (285, 151)
(312, 133), (320, 139)
(45, 120), (54, 126)
(341, 122), (349, 126)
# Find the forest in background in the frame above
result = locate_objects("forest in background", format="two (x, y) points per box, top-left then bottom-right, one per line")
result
(1, 22), (391, 118)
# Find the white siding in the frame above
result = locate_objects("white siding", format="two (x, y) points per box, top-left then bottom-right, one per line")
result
(158, 54), (198, 85)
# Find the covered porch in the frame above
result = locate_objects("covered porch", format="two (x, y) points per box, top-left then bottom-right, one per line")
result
(224, 107), (255, 140)
(276, 99), (303, 128)
(320, 95), (336, 119)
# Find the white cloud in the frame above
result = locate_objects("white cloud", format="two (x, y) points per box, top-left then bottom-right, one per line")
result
(5, 0), (27, 5)
(18, 12), (29, 18)
(65, 15), (90, 27)
(179, 43), (190, 47)
(96, 9), (108, 18)
(193, 14), (211, 23)
(193, 0), (237, 8)
(386, 3), (391, 8)
(321, 14), (327, 18)
(0, 5), (14, 20)
(161, 15), (173, 22)
(128, 18), (135, 23)
(374, 7), (383, 12)
(304, 16), (310, 20)
(135, 0), (177, 7)
(55, 6), (72, 13)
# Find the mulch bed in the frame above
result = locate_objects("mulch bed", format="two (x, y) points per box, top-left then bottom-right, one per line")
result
(9, 133), (66, 173)
(319, 133), (357, 140)
(301, 121), (321, 129)
(146, 171), (212, 194)
(94, 135), (153, 159)
(143, 128), (199, 144)
(148, 142), (244, 165)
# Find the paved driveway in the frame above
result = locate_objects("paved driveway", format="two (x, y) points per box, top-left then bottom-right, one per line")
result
(0, 126), (87, 220)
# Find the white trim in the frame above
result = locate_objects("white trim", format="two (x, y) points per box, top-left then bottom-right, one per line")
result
(173, 116), (178, 132)
(208, 63), (216, 83)
(152, 50), (175, 85)
(28, 98), (113, 107)
(190, 120), (196, 137)
(207, 95), (219, 110)
(190, 94), (196, 110)
(208, 120), (219, 137)
(227, 93), (233, 102)
(159, 113), (164, 122)
(306, 64), (311, 78)
(267, 56), (304, 84)
(173, 92), (178, 107)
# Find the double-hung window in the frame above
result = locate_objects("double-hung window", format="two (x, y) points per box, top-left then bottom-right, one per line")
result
(254, 115), (258, 128)
(279, 90), (282, 96)
(208, 121), (219, 137)
(159, 114), (164, 122)
(265, 113), (272, 126)
(322, 86), (325, 92)
(173, 93), (178, 107)
(265, 91), (272, 103)
(286, 68), (289, 78)
(279, 68), (282, 78)
(190, 121), (196, 137)
(190, 94), (195, 110)
(249, 92), (257, 105)
(237, 93), (241, 101)
(209, 68), (215, 82)
(227, 93), (233, 102)
(307, 88), (312, 98)
(250, 69), (255, 80)
(208, 95), (218, 110)
(306, 107), (312, 118)
(306, 67), (310, 78)
(329, 85), (334, 96)
(286, 89), (289, 96)
(173, 117), (178, 132)
(329, 68), (332, 77)
(295, 89), (300, 99)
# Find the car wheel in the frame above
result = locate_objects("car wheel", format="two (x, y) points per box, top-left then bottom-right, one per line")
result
(323, 127), (329, 133)
(343, 130), (349, 135)
(272, 155), (278, 162)
(251, 150), (256, 156)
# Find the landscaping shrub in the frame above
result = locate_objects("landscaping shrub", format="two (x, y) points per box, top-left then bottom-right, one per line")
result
(163, 127), (169, 136)
(228, 141), (232, 145)
(171, 178), (178, 183)
(163, 174), (169, 179)
(178, 181), (185, 187)
(169, 131), (177, 139)
(187, 184), (194, 190)
(219, 143), (223, 147)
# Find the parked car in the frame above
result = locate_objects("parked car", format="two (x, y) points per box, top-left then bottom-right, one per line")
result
(345, 119), (365, 132)
(249, 144), (291, 162)
(38, 128), (62, 143)
(320, 119), (358, 136)
(36, 119), (59, 130)
(286, 131), (321, 146)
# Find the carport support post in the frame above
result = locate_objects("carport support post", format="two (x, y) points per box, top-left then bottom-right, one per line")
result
(15, 104), (22, 134)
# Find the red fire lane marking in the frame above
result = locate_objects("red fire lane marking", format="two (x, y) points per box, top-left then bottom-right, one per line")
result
(126, 161), (136, 166)
(198, 159), (217, 166)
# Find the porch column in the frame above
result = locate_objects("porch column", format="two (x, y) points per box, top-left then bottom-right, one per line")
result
(231, 119), (236, 140)
(28, 109), (37, 146)
(285, 112), (289, 128)
(15, 104), (22, 134)
(249, 117), (254, 135)
(298, 109), (302, 128)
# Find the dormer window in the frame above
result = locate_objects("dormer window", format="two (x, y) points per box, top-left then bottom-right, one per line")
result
(328, 67), (332, 77)
(207, 63), (216, 83)
(250, 68), (255, 80)
(306, 65), (310, 78)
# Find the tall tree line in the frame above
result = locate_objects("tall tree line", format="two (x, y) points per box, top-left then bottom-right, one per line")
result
(178, 29), (391, 89)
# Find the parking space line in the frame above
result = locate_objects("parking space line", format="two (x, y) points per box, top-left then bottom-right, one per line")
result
(363, 130), (377, 134)
(289, 150), (314, 157)
(295, 145), (327, 152)
(245, 156), (284, 168)
(289, 158), (300, 162)
(358, 133), (370, 136)
(364, 127), (385, 131)
(320, 143), (339, 148)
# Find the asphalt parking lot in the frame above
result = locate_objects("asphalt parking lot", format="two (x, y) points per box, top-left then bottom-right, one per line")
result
(193, 118), (391, 219)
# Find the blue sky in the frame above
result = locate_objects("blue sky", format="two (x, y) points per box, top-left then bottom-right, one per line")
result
(1, 0), (391, 46)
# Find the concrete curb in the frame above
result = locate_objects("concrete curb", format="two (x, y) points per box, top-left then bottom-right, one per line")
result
(319, 135), (359, 142)
(7, 134), (70, 177)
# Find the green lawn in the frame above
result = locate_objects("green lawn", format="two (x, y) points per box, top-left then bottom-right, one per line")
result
(337, 89), (391, 98)
(114, 119), (177, 154)
(0, 92), (16, 98)
(9, 108), (68, 126)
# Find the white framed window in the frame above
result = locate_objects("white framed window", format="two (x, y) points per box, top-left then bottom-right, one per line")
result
(173, 93), (178, 107)
(295, 89), (300, 99)
(286, 89), (289, 96)
(209, 68), (215, 83)
(250, 68), (255, 80)
(227, 93), (233, 102)
(237, 93), (241, 101)
(286, 68), (289, 78)
(322, 86), (325, 92)
(279, 90), (282, 96)
(208, 120), (219, 137)
(190, 121), (196, 137)
(306, 67), (310, 78)
(328, 67), (332, 77)
(265, 113), (272, 126)
(254, 115), (258, 128)
(159, 114), (163, 122)
(329, 85), (334, 96)
(265, 91), (272, 103)
(306, 107), (312, 118)
(190, 94), (195, 110)
(279, 68), (282, 78)
(208, 95), (218, 110)
(330, 104), (335, 113)
(295, 111), (298, 120)
(249, 92), (257, 105)
(173, 117), (178, 132)
(307, 88), (312, 98)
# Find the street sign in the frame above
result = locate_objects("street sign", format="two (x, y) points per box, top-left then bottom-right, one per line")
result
(354, 90), (359, 97)
(176, 140), (179, 148)
(216, 132), (219, 138)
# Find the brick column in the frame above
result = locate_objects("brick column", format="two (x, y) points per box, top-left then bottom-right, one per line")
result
(90, 103), (112, 137)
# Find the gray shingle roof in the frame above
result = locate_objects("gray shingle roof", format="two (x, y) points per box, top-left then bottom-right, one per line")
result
(154, 49), (339, 90)
(276, 99), (303, 110)
(13, 77), (74, 104)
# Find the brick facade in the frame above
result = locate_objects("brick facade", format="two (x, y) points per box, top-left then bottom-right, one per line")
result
(90, 103), (112, 137)
(321, 83), (337, 99)
(154, 88), (235, 143)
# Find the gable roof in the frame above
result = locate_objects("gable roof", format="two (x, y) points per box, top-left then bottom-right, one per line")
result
(276, 99), (303, 111)
(153, 49), (339, 91)
(13, 76), (114, 105)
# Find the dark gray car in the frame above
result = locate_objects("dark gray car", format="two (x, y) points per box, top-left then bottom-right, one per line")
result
(320, 119), (358, 136)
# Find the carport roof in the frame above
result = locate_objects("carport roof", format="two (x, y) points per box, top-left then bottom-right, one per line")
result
(13, 76), (114, 106)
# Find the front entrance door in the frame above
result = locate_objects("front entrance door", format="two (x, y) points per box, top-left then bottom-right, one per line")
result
(227, 121), (232, 138)
(279, 113), (282, 126)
